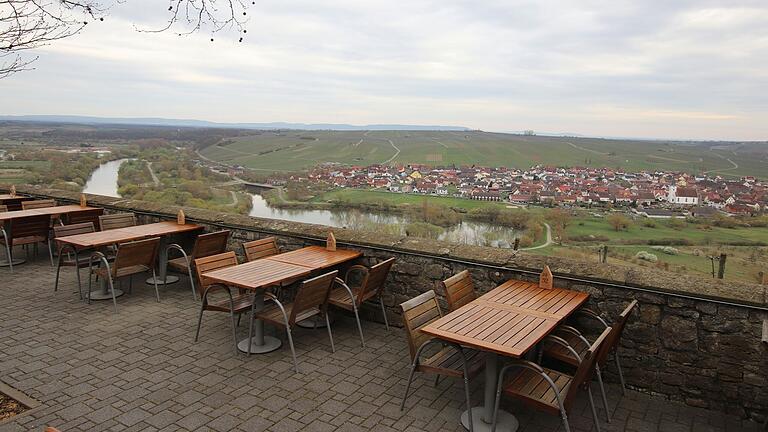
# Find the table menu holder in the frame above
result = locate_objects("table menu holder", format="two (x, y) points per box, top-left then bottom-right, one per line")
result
(80, 194), (87, 208)
(177, 209), (185, 225)
(326, 231), (336, 251)
(539, 265), (553, 289)
(9, 185), (16, 197)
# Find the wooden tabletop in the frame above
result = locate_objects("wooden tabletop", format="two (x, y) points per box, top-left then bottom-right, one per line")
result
(481, 279), (589, 320)
(421, 278), (588, 358)
(0, 205), (100, 222)
(203, 259), (313, 291)
(0, 195), (31, 201)
(264, 245), (362, 269)
(56, 221), (203, 249)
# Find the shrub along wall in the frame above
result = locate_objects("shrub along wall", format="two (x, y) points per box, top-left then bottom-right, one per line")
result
(11, 186), (768, 422)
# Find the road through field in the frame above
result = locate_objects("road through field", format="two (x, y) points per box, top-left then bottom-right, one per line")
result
(566, 141), (610, 155)
(381, 139), (400, 164)
(522, 223), (552, 250)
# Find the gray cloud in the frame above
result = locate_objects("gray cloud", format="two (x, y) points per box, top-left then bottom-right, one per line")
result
(1, 0), (766, 140)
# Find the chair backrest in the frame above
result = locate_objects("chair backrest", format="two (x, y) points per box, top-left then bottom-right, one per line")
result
(54, 222), (95, 239)
(99, 213), (136, 231)
(67, 208), (104, 228)
(290, 270), (338, 325)
(596, 300), (638, 367)
(193, 251), (238, 296)
(0, 205), (7, 212)
(441, 270), (477, 312)
(357, 257), (395, 304)
(21, 199), (56, 210)
(9, 214), (51, 242)
(563, 326), (612, 409)
(242, 237), (280, 261)
(189, 230), (230, 260)
(113, 237), (161, 272)
(400, 290), (443, 360)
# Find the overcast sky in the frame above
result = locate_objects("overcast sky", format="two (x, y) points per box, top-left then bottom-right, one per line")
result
(1, 0), (767, 140)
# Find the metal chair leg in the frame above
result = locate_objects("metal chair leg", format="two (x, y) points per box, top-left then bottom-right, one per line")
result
(400, 363), (417, 411)
(75, 265), (82, 299)
(151, 269), (160, 302)
(54, 255), (63, 294)
(434, 375), (440, 387)
(187, 266), (197, 302)
(379, 296), (389, 330)
(286, 327), (299, 373)
(615, 351), (627, 395)
(596, 366), (611, 422)
(246, 294), (256, 356)
(1, 228), (12, 273)
(325, 313), (335, 353)
(108, 275), (118, 314)
(47, 239), (54, 267)
(587, 386), (602, 432)
(350, 301), (366, 348)
(194, 303), (205, 342)
(560, 411), (572, 432)
(229, 310), (239, 354)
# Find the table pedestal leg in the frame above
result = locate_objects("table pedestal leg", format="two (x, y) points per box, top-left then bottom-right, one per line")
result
(146, 237), (178, 285)
(238, 294), (282, 354)
(88, 263), (124, 300)
(460, 353), (519, 432)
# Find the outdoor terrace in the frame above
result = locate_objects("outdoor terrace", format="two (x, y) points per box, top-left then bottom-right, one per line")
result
(1, 187), (768, 432)
(0, 259), (763, 432)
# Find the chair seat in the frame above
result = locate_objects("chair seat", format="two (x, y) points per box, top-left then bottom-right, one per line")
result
(256, 302), (321, 327)
(205, 294), (254, 313)
(418, 347), (485, 378)
(327, 286), (376, 310)
(167, 256), (191, 271)
(502, 366), (572, 413)
(541, 330), (587, 367)
(94, 264), (151, 279)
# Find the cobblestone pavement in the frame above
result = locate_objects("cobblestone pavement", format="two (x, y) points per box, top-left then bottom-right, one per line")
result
(0, 257), (763, 432)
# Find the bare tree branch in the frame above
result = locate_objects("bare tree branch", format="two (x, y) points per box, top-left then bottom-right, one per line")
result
(0, 0), (249, 78)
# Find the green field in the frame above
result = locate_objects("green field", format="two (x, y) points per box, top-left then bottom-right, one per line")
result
(199, 130), (768, 177)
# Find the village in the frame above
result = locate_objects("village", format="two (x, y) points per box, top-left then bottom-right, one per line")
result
(284, 163), (768, 217)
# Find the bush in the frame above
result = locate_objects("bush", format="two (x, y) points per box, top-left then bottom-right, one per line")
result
(569, 234), (610, 242)
(666, 218), (686, 230)
(647, 238), (693, 246)
(642, 220), (657, 228)
(650, 246), (679, 255)
(635, 251), (658, 262)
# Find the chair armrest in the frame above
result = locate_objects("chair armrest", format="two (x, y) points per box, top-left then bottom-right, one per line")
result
(262, 292), (290, 324)
(200, 283), (234, 306)
(333, 277), (358, 303)
(543, 334), (583, 362)
(165, 243), (190, 263)
(412, 338), (467, 368)
(344, 265), (369, 284)
(497, 359), (567, 412)
(575, 308), (610, 328)
(553, 325), (592, 350)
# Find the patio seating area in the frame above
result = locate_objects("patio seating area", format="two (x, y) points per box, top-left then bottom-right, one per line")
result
(0, 196), (765, 431)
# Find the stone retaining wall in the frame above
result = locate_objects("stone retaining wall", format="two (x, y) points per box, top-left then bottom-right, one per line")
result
(9, 186), (768, 421)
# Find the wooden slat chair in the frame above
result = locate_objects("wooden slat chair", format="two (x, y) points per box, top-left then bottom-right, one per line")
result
(66, 208), (105, 228)
(22, 199), (61, 227)
(491, 326), (613, 432)
(253, 270), (338, 372)
(441, 270), (477, 312)
(0, 214), (53, 272)
(399, 290), (485, 431)
(98, 213), (136, 231)
(53, 222), (99, 299)
(242, 237), (280, 261)
(540, 300), (638, 422)
(193, 252), (254, 352)
(328, 257), (395, 347)
(166, 230), (230, 301)
(88, 237), (161, 313)
(21, 199), (56, 210)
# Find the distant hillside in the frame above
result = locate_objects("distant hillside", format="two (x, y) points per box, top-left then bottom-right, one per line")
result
(199, 130), (768, 177)
(0, 115), (470, 131)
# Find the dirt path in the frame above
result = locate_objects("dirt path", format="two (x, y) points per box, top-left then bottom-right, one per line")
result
(381, 139), (401, 164)
(522, 223), (552, 250)
(145, 161), (160, 186)
(566, 142), (610, 156)
(704, 152), (739, 174)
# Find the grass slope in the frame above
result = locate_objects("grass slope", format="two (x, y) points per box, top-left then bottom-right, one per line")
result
(199, 131), (768, 177)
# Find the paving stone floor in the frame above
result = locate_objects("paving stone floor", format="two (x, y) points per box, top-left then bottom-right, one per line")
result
(0, 256), (764, 432)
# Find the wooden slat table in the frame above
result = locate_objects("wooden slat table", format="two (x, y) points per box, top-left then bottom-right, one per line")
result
(264, 245), (362, 328)
(57, 221), (203, 299)
(203, 259), (314, 354)
(421, 278), (588, 432)
(0, 194), (34, 211)
(1, 205), (102, 268)
(264, 245), (362, 270)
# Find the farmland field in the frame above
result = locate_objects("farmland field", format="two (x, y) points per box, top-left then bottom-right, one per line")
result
(199, 130), (768, 177)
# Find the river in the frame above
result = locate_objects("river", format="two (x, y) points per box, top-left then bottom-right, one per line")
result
(82, 158), (132, 198)
(82, 159), (523, 247)
(249, 193), (522, 247)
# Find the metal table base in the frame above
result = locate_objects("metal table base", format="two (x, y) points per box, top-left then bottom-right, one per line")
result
(237, 335), (282, 354)
(146, 275), (179, 285)
(87, 288), (125, 301)
(0, 258), (25, 267)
